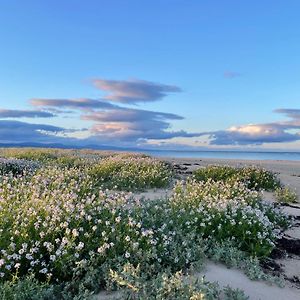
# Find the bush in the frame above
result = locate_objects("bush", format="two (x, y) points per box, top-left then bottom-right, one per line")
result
(109, 263), (251, 300)
(3, 149), (58, 163)
(241, 166), (280, 190)
(0, 158), (39, 175)
(1, 148), (104, 169)
(172, 179), (288, 256)
(89, 155), (173, 190)
(0, 166), (201, 285)
(109, 264), (219, 300)
(275, 186), (298, 203)
(192, 165), (239, 182)
(0, 276), (56, 300)
(193, 165), (280, 191)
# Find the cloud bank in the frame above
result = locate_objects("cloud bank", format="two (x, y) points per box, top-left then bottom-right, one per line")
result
(30, 98), (116, 111)
(0, 120), (68, 144)
(92, 79), (181, 104)
(1, 77), (300, 149)
(0, 78), (196, 146)
(0, 109), (55, 118)
(206, 109), (300, 145)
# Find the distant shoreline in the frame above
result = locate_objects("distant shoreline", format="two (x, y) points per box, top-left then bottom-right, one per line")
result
(142, 149), (300, 161)
(1, 145), (300, 161)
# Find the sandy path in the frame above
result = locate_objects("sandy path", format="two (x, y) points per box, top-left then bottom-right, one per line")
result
(198, 262), (300, 300)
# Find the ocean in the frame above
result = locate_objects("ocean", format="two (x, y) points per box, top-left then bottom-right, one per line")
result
(140, 150), (300, 161)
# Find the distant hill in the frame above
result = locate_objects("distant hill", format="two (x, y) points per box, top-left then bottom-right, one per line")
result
(0, 142), (133, 151)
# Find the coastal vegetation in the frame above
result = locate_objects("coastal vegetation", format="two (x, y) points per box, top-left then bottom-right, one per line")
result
(0, 148), (294, 299)
(275, 186), (298, 203)
(89, 154), (173, 191)
(192, 165), (280, 191)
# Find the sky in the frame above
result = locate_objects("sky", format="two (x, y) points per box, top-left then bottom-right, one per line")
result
(1, 0), (300, 151)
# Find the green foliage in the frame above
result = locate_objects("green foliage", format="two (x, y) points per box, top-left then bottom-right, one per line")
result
(223, 286), (249, 300)
(0, 148), (105, 169)
(0, 149), (288, 298)
(109, 263), (252, 300)
(0, 166), (202, 285)
(109, 263), (220, 300)
(193, 165), (281, 191)
(241, 166), (281, 190)
(89, 154), (173, 190)
(192, 165), (239, 182)
(206, 240), (284, 286)
(2, 148), (59, 162)
(172, 179), (288, 257)
(0, 276), (56, 300)
(275, 186), (298, 203)
(0, 158), (39, 175)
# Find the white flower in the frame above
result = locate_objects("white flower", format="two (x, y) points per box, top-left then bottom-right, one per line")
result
(39, 268), (48, 274)
(97, 247), (104, 254)
(77, 242), (85, 250)
(50, 255), (56, 261)
(14, 263), (21, 269)
(72, 229), (79, 237)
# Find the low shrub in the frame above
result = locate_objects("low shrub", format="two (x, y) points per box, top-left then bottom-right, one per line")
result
(206, 240), (284, 286)
(109, 264), (220, 300)
(0, 158), (39, 175)
(0, 166), (201, 285)
(193, 165), (280, 191)
(192, 165), (239, 182)
(109, 263), (251, 300)
(89, 155), (173, 190)
(0, 276), (56, 300)
(3, 149), (58, 163)
(241, 166), (280, 190)
(275, 186), (298, 203)
(172, 179), (288, 257)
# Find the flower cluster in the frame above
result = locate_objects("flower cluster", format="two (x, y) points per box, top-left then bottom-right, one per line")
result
(275, 186), (298, 203)
(0, 166), (140, 282)
(193, 165), (280, 190)
(89, 154), (173, 190)
(171, 179), (288, 256)
(0, 165), (186, 283)
(0, 158), (39, 175)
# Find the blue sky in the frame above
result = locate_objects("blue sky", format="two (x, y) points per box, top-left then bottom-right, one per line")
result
(1, 0), (300, 150)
